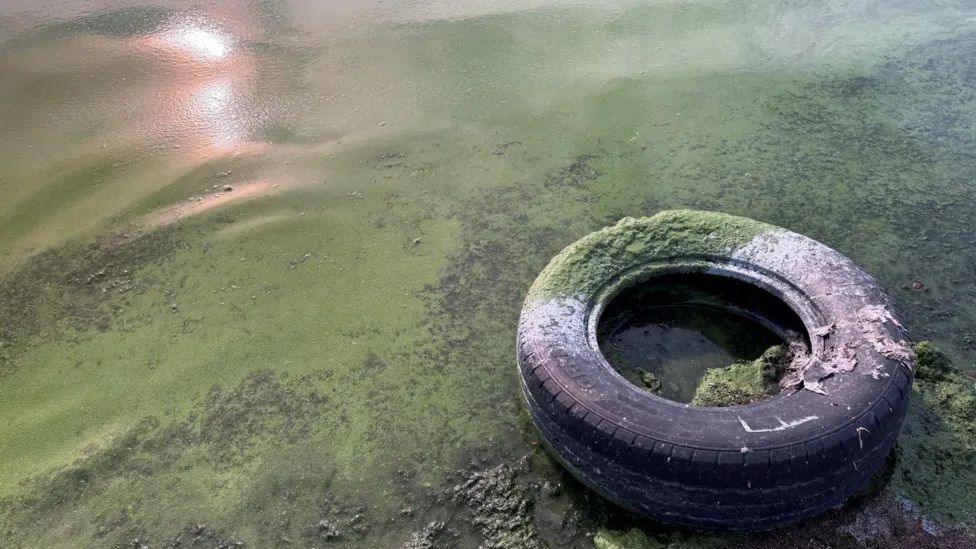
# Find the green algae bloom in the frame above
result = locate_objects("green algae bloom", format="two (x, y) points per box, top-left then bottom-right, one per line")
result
(895, 342), (976, 525)
(4, 1), (976, 546)
(526, 210), (771, 302)
(914, 340), (955, 382)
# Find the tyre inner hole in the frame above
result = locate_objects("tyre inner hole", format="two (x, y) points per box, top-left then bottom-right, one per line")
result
(596, 272), (808, 405)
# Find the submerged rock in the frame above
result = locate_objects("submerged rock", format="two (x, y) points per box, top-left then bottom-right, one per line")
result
(637, 369), (663, 395)
(313, 519), (341, 540)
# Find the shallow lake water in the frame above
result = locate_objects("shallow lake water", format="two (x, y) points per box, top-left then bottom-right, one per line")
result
(600, 303), (779, 402)
(2, 1), (976, 547)
(596, 275), (789, 403)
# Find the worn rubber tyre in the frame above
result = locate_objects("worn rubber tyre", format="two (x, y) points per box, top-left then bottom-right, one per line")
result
(516, 210), (915, 531)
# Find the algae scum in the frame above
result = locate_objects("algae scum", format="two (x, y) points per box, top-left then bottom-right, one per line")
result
(3, 1), (976, 547)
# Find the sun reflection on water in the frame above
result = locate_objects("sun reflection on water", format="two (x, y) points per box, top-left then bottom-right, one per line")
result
(163, 22), (231, 60)
(193, 79), (240, 148)
(132, 15), (255, 152)
(198, 80), (233, 112)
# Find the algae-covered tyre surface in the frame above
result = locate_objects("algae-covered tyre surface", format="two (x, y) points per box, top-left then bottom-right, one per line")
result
(516, 210), (916, 531)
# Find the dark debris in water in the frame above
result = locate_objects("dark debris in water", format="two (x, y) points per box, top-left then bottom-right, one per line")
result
(401, 521), (449, 549)
(450, 458), (545, 549)
(160, 523), (245, 549)
(542, 153), (602, 188)
(198, 370), (330, 460)
(0, 369), (332, 545)
(0, 226), (184, 376)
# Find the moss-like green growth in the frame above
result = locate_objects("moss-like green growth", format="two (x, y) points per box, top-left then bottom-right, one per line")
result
(913, 342), (976, 431)
(526, 211), (772, 301)
(757, 344), (792, 387)
(691, 345), (788, 407)
(894, 342), (976, 524)
(914, 340), (955, 382)
(928, 380), (976, 428)
(691, 362), (765, 407)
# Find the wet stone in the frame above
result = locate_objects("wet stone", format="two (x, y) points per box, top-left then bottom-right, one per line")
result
(637, 369), (662, 395)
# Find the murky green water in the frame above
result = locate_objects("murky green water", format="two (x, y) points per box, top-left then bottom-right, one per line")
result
(600, 303), (779, 402)
(3, 1), (976, 547)
(597, 275), (787, 402)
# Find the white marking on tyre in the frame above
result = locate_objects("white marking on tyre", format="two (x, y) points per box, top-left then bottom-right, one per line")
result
(737, 416), (819, 433)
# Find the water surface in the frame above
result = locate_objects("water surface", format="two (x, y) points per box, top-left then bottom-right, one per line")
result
(2, 0), (976, 546)
(597, 276), (787, 402)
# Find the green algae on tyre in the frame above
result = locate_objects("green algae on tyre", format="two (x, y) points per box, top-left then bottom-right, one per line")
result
(525, 211), (771, 302)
